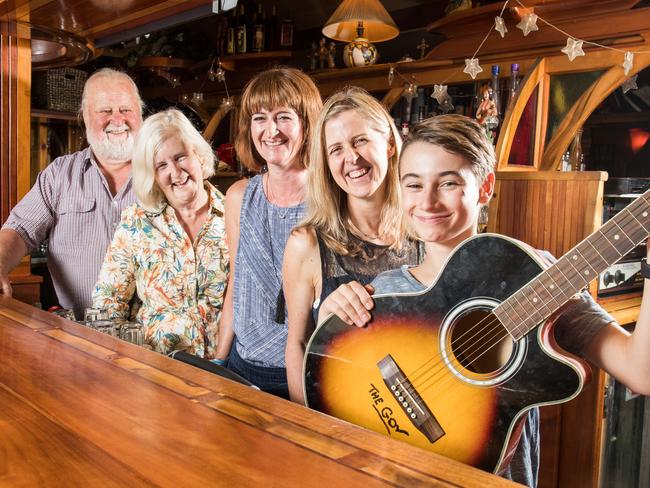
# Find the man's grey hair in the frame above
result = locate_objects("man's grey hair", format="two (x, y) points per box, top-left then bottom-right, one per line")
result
(79, 68), (144, 118)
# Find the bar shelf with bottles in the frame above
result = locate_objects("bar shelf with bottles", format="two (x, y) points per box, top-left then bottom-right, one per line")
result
(216, 1), (294, 66)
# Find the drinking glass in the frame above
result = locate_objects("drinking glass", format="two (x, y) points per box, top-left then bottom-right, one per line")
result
(120, 322), (144, 346)
(88, 319), (117, 337)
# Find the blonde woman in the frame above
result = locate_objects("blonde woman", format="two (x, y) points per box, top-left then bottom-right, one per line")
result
(283, 87), (422, 404)
(92, 109), (229, 357)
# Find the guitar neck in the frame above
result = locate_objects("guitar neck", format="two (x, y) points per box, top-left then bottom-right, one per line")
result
(495, 190), (650, 340)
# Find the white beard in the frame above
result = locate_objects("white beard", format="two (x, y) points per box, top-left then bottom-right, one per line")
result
(87, 124), (135, 163)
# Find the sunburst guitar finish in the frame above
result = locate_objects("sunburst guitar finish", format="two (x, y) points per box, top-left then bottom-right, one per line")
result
(305, 196), (650, 475)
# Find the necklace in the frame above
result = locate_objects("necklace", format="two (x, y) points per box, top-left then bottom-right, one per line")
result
(347, 217), (382, 241)
(264, 174), (303, 219)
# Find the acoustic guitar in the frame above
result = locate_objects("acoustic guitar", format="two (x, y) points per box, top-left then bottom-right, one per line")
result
(304, 190), (649, 474)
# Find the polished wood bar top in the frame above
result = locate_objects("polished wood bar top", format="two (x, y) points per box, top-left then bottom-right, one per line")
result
(0, 296), (518, 487)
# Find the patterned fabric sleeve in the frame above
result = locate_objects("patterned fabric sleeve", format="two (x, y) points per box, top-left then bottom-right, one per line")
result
(91, 206), (138, 320)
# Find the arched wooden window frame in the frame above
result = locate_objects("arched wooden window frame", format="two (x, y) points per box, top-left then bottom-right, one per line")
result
(496, 48), (650, 172)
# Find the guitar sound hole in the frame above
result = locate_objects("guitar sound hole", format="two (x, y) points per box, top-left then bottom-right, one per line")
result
(449, 309), (513, 375)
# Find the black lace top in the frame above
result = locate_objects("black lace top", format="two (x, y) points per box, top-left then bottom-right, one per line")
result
(311, 231), (423, 324)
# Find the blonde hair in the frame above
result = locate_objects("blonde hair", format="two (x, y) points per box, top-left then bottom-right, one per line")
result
(300, 86), (405, 256)
(234, 66), (322, 172)
(131, 109), (215, 212)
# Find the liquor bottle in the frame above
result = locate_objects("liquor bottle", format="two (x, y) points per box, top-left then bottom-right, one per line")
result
(569, 128), (584, 171)
(490, 64), (501, 122)
(235, 3), (247, 54)
(279, 9), (294, 49)
(252, 3), (265, 52)
(508, 63), (520, 109)
(267, 4), (279, 51)
(226, 7), (236, 55)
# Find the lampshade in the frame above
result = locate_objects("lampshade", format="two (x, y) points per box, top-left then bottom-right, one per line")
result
(322, 0), (399, 43)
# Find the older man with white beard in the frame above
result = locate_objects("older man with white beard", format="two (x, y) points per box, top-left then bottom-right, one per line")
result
(0, 68), (143, 318)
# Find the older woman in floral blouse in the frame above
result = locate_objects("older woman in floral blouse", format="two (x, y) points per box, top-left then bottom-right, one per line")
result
(92, 109), (229, 357)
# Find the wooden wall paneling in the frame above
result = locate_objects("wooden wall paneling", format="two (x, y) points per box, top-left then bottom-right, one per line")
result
(1, 24), (35, 287)
(487, 171), (607, 488)
(17, 34), (30, 199)
(0, 28), (17, 223)
(540, 50), (650, 171)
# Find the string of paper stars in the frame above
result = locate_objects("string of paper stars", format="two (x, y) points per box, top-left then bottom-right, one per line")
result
(385, 0), (647, 110)
(207, 57), (234, 108)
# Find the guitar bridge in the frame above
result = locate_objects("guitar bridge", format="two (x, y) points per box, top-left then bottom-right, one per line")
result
(377, 354), (445, 444)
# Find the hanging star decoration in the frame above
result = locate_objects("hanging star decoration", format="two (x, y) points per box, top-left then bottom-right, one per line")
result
(622, 75), (638, 94)
(623, 51), (634, 76)
(516, 12), (539, 37)
(208, 60), (226, 83)
(431, 84), (449, 104)
(388, 67), (395, 86)
(463, 58), (483, 79)
(494, 16), (507, 38)
(561, 38), (585, 61)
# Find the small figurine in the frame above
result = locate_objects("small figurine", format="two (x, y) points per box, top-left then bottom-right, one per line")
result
(416, 38), (430, 59)
(327, 42), (336, 69)
(318, 38), (328, 70)
(309, 41), (318, 71)
(475, 83), (498, 128)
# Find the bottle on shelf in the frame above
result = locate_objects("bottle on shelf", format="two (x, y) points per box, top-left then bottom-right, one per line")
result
(508, 63), (520, 109)
(267, 4), (279, 51)
(235, 3), (247, 54)
(252, 3), (265, 52)
(490, 64), (501, 123)
(226, 7), (237, 55)
(279, 9), (294, 49)
(568, 128), (584, 171)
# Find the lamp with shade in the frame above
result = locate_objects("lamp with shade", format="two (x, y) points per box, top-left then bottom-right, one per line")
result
(322, 0), (399, 67)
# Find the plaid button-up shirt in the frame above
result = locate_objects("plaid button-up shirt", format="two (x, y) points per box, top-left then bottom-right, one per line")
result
(2, 147), (136, 318)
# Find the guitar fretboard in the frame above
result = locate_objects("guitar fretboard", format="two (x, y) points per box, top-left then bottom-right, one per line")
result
(494, 190), (650, 340)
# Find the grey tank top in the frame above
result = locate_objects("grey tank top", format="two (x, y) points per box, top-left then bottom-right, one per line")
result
(233, 174), (306, 367)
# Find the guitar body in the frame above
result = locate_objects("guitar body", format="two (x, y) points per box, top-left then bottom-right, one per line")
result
(305, 234), (587, 474)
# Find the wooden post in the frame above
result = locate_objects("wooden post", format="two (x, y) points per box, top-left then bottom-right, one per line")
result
(1, 23), (41, 301)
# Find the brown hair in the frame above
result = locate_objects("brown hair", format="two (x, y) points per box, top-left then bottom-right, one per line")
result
(402, 114), (495, 182)
(234, 67), (322, 172)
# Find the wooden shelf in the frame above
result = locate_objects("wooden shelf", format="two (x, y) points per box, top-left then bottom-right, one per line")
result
(135, 56), (193, 69)
(215, 171), (239, 177)
(217, 50), (292, 71)
(32, 109), (78, 121)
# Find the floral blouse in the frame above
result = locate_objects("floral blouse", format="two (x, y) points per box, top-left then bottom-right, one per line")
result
(92, 182), (229, 358)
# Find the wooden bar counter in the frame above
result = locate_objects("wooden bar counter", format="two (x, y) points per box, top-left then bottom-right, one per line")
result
(0, 296), (517, 487)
